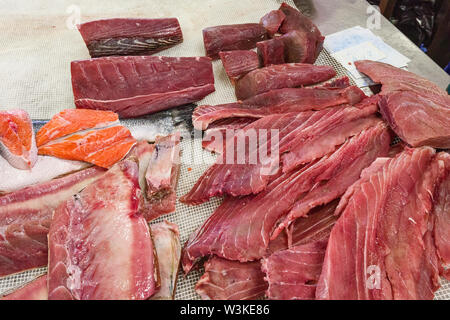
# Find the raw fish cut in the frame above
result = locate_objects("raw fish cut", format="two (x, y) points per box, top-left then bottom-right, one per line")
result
(150, 221), (181, 300)
(142, 133), (181, 222)
(48, 160), (158, 300)
(219, 50), (260, 82)
(355, 60), (450, 149)
(257, 38), (285, 66)
(78, 18), (183, 58)
(262, 240), (327, 300)
(0, 167), (105, 277)
(0, 155), (90, 194)
(1, 275), (47, 300)
(195, 257), (267, 300)
(281, 30), (317, 64)
(183, 102), (379, 205)
(38, 125), (136, 169)
(432, 152), (450, 276)
(71, 56), (215, 118)
(235, 63), (336, 100)
(260, 10), (286, 37)
(182, 123), (390, 270)
(0, 109), (37, 170)
(202, 24), (267, 59)
(279, 3), (324, 63)
(36, 109), (119, 147)
(193, 85), (366, 130)
(316, 147), (443, 300)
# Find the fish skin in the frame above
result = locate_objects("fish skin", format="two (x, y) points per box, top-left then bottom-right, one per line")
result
(0, 167), (105, 277)
(0, 109), (37, 170)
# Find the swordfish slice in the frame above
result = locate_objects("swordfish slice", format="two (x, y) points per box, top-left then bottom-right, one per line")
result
(71, 56), (215, 118)
(181, 123), (390, 271)
(0, 109), (37, 170)
(0, 166), (105, 277)
(1, 275), (48, 300)
(48, 160), (158, 300)
(78, 18), (183, 58)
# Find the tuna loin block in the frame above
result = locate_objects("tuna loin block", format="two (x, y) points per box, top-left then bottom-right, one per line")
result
(203, 24), (267, 59)
(235, 63), (335, 100)
(77, 18), (183, 58)
(257, 38), (285, 66)
(219, 50), (260, 83)
(71, 56), (215, 118)
(48, 160), (158, 300)
(260, 10), (286, 37)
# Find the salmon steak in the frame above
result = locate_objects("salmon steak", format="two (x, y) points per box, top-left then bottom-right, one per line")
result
(37, 109), (136, 168)
(0, 109), (37, 170)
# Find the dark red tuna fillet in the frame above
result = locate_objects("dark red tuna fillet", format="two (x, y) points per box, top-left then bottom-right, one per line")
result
(202, 24), (267, 59)
(316, 147), (443, 300)
(0, 167), (105, 277)
(260, 10), (286, 37)
(257, 38), (285, 66)
(77, 18), (183, 58)
(71, 56), (215, 118)
(235, 63), (336, 100)
(281, 30), (317, 63)
(219, 50), (260, 83)
(195, 257), (268, 300)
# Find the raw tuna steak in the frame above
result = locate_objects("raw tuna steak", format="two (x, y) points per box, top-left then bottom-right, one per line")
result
(48, 160), (158, 300)
(150, 221), (181, 300)
(71, 56), (215, 118)
(257, 38), (285, 66)
(202, 24), (267, 59)
(0, 167), (105, 277)
(316, 147), (443, 300)
(260, 10), (286, 37)
(1, 275), (47, 300)
(195, 257), (267, 300)
(0, 109), (37, 170)
(219, 50), (260, 83)
(78, 18), (183, 57)
(235, 63), (336, 100)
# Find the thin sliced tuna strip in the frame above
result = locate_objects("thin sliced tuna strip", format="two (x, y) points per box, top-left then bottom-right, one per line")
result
(78, 18), (183, 58)
(195, 201), (338, 300)
(202, 24), (267, 59)
(0, 109), (37, 170)
(71, 56), (215, 118)
(235, 63), (336, 100)
(48, 160), (158, 300)
(1, 275), (47, 300)
(262, 240), (327, 300)
(0, 167), (105, 277)
(181, 123), (390, 272)
(182, 101), (379, 205)
(355, 60), (450, 149)
(193, 85), (366, 130)
(316, 147), (443, 300)
(150, 221), (181, 300)
(195, 257), (268, 300)
(219, 50), (260, 83)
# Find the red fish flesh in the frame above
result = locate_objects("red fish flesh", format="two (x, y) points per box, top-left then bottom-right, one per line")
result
(1, 275), (47, 300)
(260, 10), (286, 37)
(316, 147), (443, 300)
(257, 38), (285, 66)
(202, 24), (267, 59)
(235, 63), (336, 100)
(78, 18), (183, 58)
(0, 109), (37, 170)
(195, 257), (267, 300)
(47, 160), (158, 300)
(0, 167), (105, 277)
(219, 50), (260, 83)
(150, 221), (181, 300)
(182, 123), (389, 271)
(71, 56), (215, 118)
